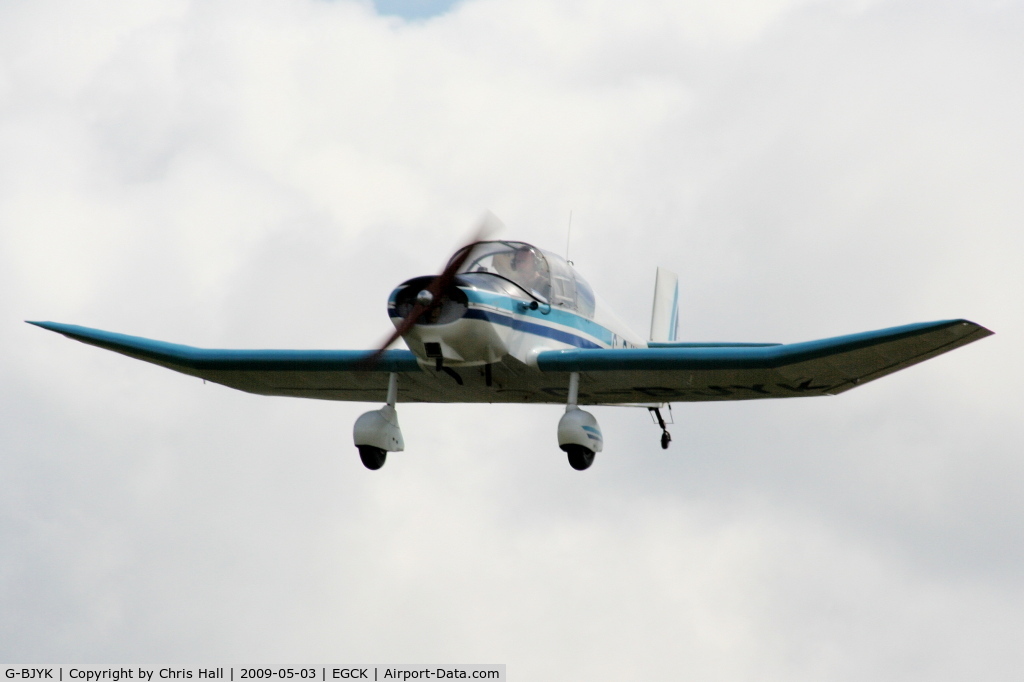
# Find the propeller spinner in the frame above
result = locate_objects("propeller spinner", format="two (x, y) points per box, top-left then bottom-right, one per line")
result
(365, 214), (500, 365)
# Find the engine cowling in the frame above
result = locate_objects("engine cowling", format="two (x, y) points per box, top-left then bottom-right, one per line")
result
(387, 275), (510, 366)
(391, 276), (468, 325)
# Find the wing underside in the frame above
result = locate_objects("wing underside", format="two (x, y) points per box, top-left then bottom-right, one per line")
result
(30, 319), (991, 405)
(29, 322), (438, 402)
(537, 319), (992, 403)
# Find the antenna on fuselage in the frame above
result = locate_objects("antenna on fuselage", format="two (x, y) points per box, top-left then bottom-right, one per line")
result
(565, 210), (574, 265)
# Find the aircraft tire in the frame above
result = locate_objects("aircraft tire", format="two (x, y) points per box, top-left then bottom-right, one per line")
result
(358, 445), (387, 470)
(565, 445), (595, 471)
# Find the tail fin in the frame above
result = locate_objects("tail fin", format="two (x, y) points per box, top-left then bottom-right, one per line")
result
(649, 267), (679, 342)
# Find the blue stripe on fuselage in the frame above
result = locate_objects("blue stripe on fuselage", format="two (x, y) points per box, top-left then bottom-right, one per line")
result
(462, 308), (604, 349)
(388, 287), (617, 349)
(461, 290), (615, 345)
(386, 307), (606, 350)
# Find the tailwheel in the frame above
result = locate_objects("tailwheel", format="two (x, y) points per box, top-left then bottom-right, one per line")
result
(358, 445), (387, 470)
(650, 406), (673, 451)
(564, 444), (596, 471)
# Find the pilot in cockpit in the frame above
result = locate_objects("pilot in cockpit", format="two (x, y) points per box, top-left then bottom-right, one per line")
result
(509, 246), (549, 298)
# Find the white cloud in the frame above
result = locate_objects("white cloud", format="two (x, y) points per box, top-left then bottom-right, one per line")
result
(2, 0), (1023, 678)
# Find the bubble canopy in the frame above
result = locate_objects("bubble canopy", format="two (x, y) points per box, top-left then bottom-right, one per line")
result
(449, 240), (595, 317)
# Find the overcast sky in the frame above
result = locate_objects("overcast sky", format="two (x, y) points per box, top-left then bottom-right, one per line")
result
(2, 0), (1022, 678)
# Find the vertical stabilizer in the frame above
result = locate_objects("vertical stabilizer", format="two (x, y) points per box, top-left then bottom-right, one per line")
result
(649, 267), (679, 342)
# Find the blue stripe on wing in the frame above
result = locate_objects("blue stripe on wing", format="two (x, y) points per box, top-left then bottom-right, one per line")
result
(26, 321), (421, 372)
(536, 320), (990, 372)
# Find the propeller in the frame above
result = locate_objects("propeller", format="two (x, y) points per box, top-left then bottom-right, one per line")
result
(364, 212), (502, 366)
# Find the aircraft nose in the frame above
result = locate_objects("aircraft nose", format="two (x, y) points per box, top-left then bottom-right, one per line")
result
(389, 276), (469, 327)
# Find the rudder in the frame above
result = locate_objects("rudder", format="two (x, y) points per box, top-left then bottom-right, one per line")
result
(649, 267), (679, 342)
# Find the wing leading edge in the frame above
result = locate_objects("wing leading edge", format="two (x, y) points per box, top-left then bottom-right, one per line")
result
(30, 319), (991, 406)
(27, 321), (432, 402)
(536, 319), (992, 403)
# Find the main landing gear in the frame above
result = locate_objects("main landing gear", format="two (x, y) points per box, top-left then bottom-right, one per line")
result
(352, 372), (668, 471)
(564, 444), (596, 471)
(352, 373), (405, 470)
(357, 445), (387, 470)
(557, 372), (603, 471)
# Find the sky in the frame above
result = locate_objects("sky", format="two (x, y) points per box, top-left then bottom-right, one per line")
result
(373, 0), (461, 20)
(1, 0), (1022, 678)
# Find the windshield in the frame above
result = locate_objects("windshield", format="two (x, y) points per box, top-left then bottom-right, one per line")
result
(452, 240), (595, 318)
(454, 241), (551, 300)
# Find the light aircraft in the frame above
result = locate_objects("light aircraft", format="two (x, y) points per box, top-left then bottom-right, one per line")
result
(29, 236), (992, 471)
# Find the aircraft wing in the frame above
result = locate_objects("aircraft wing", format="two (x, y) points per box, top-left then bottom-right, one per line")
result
(30, 319), (991, 406)
(27, 321), (442, 402)
(535, 319), (992, 404)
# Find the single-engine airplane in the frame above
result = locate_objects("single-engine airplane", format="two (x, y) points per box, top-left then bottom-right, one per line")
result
(29, 237), (992, 471)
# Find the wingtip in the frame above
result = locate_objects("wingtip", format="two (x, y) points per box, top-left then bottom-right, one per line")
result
(24, 319), (72, 331)
(957, 319), (994, 337)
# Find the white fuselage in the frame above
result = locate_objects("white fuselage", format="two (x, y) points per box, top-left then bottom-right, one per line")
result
(390, 281), (647, 369)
